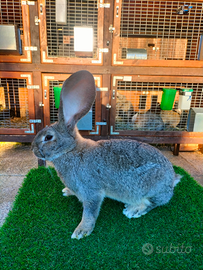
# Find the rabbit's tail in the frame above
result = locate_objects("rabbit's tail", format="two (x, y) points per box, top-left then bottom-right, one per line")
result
(173, 174), (182, 187)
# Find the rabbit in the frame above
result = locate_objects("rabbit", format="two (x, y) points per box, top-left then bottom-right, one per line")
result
(116, 92), (134, 123)
(132, 112), (165, 131)
(32, 70), (182, 240)
(160, 110), (180, 128)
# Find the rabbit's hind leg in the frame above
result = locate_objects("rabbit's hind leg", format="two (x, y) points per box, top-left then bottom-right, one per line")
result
(123, 198), (152, 219)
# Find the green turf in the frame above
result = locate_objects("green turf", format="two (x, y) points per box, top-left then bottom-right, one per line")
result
(1, 166), (203, 270)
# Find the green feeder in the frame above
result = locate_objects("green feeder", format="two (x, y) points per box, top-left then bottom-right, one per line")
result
(53, 86), (62, 109)
(160, 88), (177, 110)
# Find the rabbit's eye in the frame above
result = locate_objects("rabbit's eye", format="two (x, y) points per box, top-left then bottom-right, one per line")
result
(45, 135), (53, 141)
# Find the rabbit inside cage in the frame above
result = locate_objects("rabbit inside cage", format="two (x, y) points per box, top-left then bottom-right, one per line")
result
(115, 89), (187, 132)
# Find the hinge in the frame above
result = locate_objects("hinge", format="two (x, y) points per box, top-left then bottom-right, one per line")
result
(109, 25), (115, 33)
(24, 46), (38, 51)
(27, 85), (40, 89)
(100, 3), (110, 8)
(110, 126), (119, 135)
(35, 16), (40, 25)
(29, 119), (42, 124)
(21, 1), (35, 5)
(96, 87), (108, 92)
(99, 48), (109, 53)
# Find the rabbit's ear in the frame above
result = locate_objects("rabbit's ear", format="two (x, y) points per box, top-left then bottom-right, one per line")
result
(59, 70), (96, 128)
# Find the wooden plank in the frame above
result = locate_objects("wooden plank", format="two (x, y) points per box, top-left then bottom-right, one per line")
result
(1, 64), (203, 77)
(33, 71), (44, 133)
(0, 133), (202, 144)
(29, 2), (41, 64)
(103, 0), (114, 67)
(42, 73), (52, 127)
(112, 59), (203, 68)
(110, 130), (203, 137)
(0, 135), (35, 142)
(101, 74), (111, 136)
(18, 88), (27, 117)
(0, 128), (30, 135)
(135, 0), (203, 3)
(0, 87), (6, 109)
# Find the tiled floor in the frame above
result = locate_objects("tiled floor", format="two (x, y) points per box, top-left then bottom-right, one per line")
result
(0, 142), (203, 227)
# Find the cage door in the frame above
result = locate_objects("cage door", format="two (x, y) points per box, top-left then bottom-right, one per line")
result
(39, 0), (104, 65)
(0, 72), (36, 135)
(110, 75), (203, 136)
(112, 0), (203, 67)
(0, 0), (32, 63)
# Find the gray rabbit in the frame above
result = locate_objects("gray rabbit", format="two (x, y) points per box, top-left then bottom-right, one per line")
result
(32, 70), (181, 239)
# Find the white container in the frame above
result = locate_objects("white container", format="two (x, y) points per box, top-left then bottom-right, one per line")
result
(178, 89), (193, 110)
(187, 108), (203, 132)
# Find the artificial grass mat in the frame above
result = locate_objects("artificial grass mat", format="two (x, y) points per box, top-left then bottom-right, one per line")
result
(1, 166), (203, 270)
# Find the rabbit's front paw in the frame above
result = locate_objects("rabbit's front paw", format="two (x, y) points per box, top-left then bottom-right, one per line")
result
(62, 187), (74, 197)
(71, 225), (93, 240)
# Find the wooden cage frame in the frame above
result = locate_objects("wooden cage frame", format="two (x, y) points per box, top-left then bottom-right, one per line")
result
(0, 0), (203, 153)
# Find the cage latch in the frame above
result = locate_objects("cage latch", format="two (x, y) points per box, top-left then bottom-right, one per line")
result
(35, 16), (40, 25)
(109, 25), (115, 33)
(106, 104), (111, 109)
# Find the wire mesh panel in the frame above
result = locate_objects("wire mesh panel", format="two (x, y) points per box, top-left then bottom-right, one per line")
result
(0, 0), (23, 29)
(113, 0), (203, 65)
(46, 0), (98, 58)
(0, 78), (30, 129)
(112, 76), (203, 133)
(39, 0), (104, 64)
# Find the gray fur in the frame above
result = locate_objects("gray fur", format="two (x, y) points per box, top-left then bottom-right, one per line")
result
(32, 70), (181, 239)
